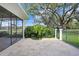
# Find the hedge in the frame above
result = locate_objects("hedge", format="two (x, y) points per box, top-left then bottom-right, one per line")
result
(24, 25), (54, 39)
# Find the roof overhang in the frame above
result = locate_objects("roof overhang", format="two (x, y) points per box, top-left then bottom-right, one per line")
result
(0, 3), (27, 20)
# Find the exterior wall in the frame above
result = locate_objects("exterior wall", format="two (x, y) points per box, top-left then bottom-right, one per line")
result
(0, 3), (27, 20)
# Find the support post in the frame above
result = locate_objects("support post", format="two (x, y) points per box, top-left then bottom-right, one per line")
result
(22, 20), (25, 39)
(55, 28), (57, 39)
(8, 19), (9, 37)
(59, 28), (63, 40)
(10, 15), (12, 45)
(16, 17), (17, 40)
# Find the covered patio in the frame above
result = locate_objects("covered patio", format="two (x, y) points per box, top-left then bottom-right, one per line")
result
(0, 4), (26, 52)
(0, 38), (79, 56)
(0, 3), (79, 56)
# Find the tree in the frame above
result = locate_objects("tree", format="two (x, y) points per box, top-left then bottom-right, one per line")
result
(25, 3), (79, 29)
(25, 3), (79, 40)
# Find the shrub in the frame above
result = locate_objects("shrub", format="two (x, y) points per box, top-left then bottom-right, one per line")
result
(0, 31), (9, 37)
(24, 25), (54, 39)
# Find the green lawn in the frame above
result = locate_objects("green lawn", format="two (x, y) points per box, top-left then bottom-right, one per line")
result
(63, 29), (79, 48)
(0, 28), (23, 37)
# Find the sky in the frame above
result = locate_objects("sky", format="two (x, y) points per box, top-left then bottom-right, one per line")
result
(25, 15), (35, 26)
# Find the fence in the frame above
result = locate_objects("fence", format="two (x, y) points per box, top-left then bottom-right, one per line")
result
(63, 29), (79, 47)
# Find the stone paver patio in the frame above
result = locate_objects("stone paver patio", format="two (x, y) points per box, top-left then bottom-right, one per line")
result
(0, 38), (79, 56)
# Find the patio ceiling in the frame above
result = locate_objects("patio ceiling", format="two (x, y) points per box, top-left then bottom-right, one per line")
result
(0, 6), (16, 18)
(0, 3), (27, 20)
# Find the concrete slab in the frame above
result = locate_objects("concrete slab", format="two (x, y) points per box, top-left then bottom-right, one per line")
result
(0, 38), (21, 52)
(0, 38), (79, 56)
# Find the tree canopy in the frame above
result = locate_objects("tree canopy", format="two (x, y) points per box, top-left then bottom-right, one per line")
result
(25, 3), (79, 29)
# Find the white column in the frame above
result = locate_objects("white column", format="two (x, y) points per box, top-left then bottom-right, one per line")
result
(59, 28), (63, 40)
(55, 29), (57, 39)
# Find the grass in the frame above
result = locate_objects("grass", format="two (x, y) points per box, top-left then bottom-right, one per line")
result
(0, 28), (23, 37)
(63, 29), (79, 48)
